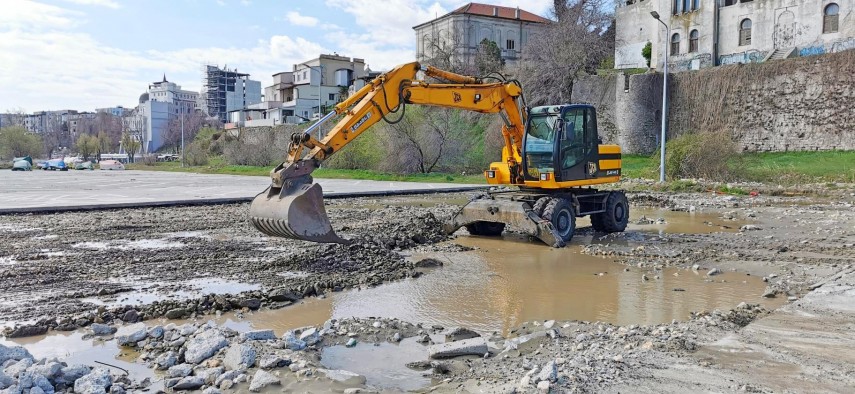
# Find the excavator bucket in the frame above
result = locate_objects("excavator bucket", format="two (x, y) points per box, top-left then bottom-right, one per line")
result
(249, 177), (348, 244)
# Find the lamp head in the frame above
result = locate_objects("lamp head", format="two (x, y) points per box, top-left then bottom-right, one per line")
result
(650, 11), (660, 19)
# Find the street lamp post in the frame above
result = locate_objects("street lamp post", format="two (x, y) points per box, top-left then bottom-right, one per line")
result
(180, 109), (185, 168)
(651, 11), (669, 183)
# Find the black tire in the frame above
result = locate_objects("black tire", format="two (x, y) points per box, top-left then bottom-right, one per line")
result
(465, 221), (506, 236)
(531, 197), (551, 217)
(543, 198), (576, 242)
(591, 191), (629, 233)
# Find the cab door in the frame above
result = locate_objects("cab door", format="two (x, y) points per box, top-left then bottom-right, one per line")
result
(556, 106), (599, 182)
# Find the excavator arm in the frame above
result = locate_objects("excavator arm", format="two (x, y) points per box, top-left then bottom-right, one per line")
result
(249, 61), (529, 243)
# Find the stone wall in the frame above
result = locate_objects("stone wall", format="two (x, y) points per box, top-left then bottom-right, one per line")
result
(573, 50), (855, 153)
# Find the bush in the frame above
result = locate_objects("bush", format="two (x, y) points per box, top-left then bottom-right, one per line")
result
(184, 142), (209, 166)
(140, 155), (157, 166)
(223, 131), (277, 167)
(661, 131), (742, 181)
(0, 126), (43, 159)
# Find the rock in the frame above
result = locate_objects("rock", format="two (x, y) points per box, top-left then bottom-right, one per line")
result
(537, 380), (551, 393)
(184, 330), (229, 364)
(116, 328), (147, 346)
(23, 372), (54, 394)
(414, 258), (443, 268)
(372, 321), (382, 328)
(172, 376), (205, 390)
(121, 310), (140, 323)
(215, 370), (242, 387)
(320, 369), (366, 384)
(28, 361), (62, 379)
(536, 360), (557, 383)
(239, 298), (262, 310)
(762, 287), (777, 298)
(6, 325), (48, 338)
(345, 338), (358, 348)
(248, 370), (280, 392)
(707, 268), (721, 276)
(415, 334), (430, 344)
(283, 332), (307, 351)
(691, 264), (700, 271)
(392, 332), (402, 342)
(109, 385), (125, 394)
(405, 361), (432, 371)
(267, 288), (301, 302)
(0, 370), (13, 390)
(740, 224), (762, 231)
(164, 308), (188, 319)
(74, 368), (112, 394)
(202, 388), (221, 394)
(148, 326), (164, 339)
(153, 351), (178, 370)
(198, 367), (224, 385)
(542, 320), (555, 329)
(90, 323), (116, 336)
(167, 364), (193, 378)
(4, 358), (33, 377)
(57, 364), (90, 385)
(258, 356), (290, 369)
(243, 330), (276, 341)
(298, 328), (320, 345)
(223, 344), (256, 370)
(445, 327), (480, 342)
(219, 379), (234, 390)
(429, 337), (488, 359)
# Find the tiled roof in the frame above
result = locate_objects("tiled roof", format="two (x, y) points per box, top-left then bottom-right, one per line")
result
(414, 2), (551, 28)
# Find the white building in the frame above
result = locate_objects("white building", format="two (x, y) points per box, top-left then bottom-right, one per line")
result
(413, 2), (550, 68)
(148, 75), (199, 116)
(204, 66), (262, 123)
(615, 0), (854, 72)
(125, 75), (200, 153)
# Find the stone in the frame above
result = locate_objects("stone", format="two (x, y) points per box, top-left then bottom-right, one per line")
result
(57, 364), (90, 385)
(73, 368), (112, 394)
(740, 224), (762, 231)
(537, 380), (551, 393)
(283, 332), (307, 351)
(248, 370), (280, 392)
(298, 328), (320, 345)
(243, 330), (276, 341)
(167, 364), (193, 378)
(542, 320), (556, 329)
(258, 356), (290, 369)
(4, 358), (33, 377)
(762, 287), (777, 298)
(185, 330), (229, 364)
(109, 385), (125, 394)
(202, 388), (221, 394)
(90, 323), (116, 336)
(219, 379), (234, 390)
(116, 328), (147, 346)
(148, 326), (164, 339)
(223, 344), (256, 370)
(320, 369), (366, 384)
(0, 371), (13, 390)
(691, 264), (700, 271)
(28, 361), (62, 379)
(214, 370), (241, 387)
(172, 376), (205, 390)
(164, 308), (188, 319)
(121, 310), (140, 323)
(414, 258), (443, 268)
(198, 367), (224, 385)
(429, 337), (488, 359)
(392, 332), (402, 342)
(267, 288), (301, 302)
(707, 268), (721, 276)
(445, 327), (480, 342)
(7, 325), (48, 338)
(153, 351), (178, 370)
(536, 360), (557, 383)
(239, 298), (262, 310)
(372, 321), (382, 328)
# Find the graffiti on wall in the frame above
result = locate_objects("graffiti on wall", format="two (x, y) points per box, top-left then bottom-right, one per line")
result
(669, 53), (713, 71)
(800, 45), (826, 57)
(773, 10), (803, 49)
(830, 38), (855, 53)
(719, 50), (767, 65)
(799, 38), (855, 57)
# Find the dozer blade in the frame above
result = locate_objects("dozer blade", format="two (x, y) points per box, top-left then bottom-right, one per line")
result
(444, 196), (565, 247)
(249, 176), (348, 244)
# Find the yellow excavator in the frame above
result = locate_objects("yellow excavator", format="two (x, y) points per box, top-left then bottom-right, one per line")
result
(249, 62), (628, 247)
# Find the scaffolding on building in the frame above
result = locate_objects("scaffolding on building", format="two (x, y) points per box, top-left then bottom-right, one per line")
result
(203, 64), (251, 123)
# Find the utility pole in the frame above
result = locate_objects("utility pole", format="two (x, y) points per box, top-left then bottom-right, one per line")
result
(308, 65), (323, 138)
(180, 108), (185, 168)
(651, 11), (669, 183)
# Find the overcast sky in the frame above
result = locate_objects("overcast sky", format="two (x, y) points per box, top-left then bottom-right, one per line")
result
(0, 0), (553, 112)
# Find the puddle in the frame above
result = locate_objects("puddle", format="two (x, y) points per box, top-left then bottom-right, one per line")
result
(72, 239), (184, 250)
(0, 255), (17, 265)
(82, 278), (261, 306)
(321, 337), (433, 391)
(622, 207), (746, 234)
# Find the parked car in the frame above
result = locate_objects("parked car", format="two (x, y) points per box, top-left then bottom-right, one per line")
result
(157, 154), (179, 162)
(75, 161), (95, 170)
(99, 160), (125, 170)
(35, 160), (47, 169)
(12, 156), (33, 171)
(43, 159), (68, 171)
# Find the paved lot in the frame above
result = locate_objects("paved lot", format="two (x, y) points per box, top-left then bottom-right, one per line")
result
(0, 170), (484, 213)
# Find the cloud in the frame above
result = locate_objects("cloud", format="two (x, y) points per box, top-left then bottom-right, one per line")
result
(286, 11), (319, 27)
(60, 0), (121, 8)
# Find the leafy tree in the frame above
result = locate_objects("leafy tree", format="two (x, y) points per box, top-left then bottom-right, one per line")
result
(475, 39), (505, 75)
(0, 126), (43, 159)
(642, 42), (652, 68)
(75, 134), (99, 161)
(120, 132), (141, 163)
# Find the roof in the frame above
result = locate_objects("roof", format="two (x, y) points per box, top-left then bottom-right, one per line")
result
(413, 2), (551, 29)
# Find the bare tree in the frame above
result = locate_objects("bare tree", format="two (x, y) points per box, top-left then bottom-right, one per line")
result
(520, 0), (614, 106)
(163, 112), (213, 152)
(422, 26), (477, 75)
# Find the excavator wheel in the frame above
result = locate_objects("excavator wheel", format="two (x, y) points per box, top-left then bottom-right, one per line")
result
(543, 198), (576, 242)
(465, 221), (506, 236)
(591, 191), (629, 233)
(531, 197), (551, 218)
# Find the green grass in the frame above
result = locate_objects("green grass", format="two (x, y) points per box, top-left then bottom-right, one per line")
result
(127, 157), (486, 184)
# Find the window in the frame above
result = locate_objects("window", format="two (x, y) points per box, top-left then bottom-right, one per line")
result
(683, 0), (690, 12)
(671, 33), (680, 55)
(824, 3), (839, 33)
(506, 39), (515, 50)
(739, 19), (752, 46)
(689, 29), (699, 52)
(692, 0), (699, 10)
(672, 0), (679, 14)
(328, 93), (335, 101)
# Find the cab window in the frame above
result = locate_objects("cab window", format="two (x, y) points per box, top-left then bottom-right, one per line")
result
(560, 109), (587, 169)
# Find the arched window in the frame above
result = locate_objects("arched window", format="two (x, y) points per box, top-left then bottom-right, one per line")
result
(739, 19), (752, 46)
(692, 0), (699, 10)
(671, 33), (681, 55)
(824, 3), (840, 33)
(689, 30), (699, 52)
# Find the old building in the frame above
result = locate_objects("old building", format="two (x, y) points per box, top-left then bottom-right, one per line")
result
(615, 0), (854, 71)
(413, 2), (550, 68)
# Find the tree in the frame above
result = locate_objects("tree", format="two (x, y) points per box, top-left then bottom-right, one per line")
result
(75, 134), (99, 161)
(120, 132), (141, 163)
(96, 131), (112, 161)
(519, 0), (615, 106)
(163, 112), (214, 152)
(475, 39), (505, 75)
(642, 42), (652, 68)
(0, 126), (43, 159)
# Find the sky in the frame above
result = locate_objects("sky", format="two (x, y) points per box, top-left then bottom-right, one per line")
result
(0, 0), (554, 112)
